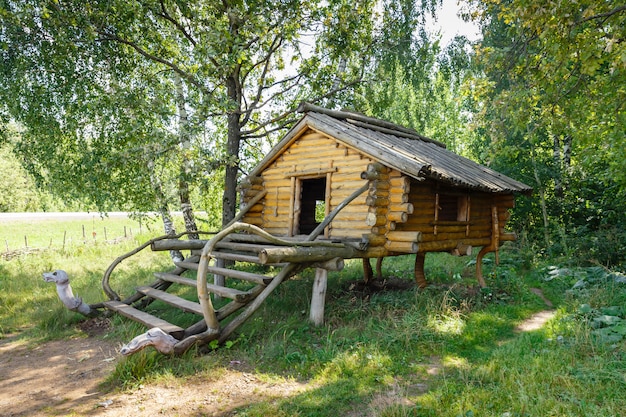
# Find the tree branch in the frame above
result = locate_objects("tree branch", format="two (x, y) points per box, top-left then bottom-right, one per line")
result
(157, 0), (197, 47)
(96, 30), (211, 97)
(578, 5), (626, 25)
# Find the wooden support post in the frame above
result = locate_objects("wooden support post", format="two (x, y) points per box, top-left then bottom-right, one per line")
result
(363, 258), (374, 283)
(414, 252), (427, 289)
(310, 268), (328, 326)
(375, 257), (383, 280)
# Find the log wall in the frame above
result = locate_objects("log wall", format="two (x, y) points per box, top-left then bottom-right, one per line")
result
(242, 129), (372, 238)
(241, 130), (518, 256)
(392, 178), (516, 253)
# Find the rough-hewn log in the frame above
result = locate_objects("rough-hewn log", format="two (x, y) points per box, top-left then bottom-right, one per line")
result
(385, 240), (418, 253)
(366, 196), (391, 207)
(388, 211), (408, 223)
(389, 193), (409, 204)
(259, 245), (358, 264)
(152, 239), (208, 251)
(309, 268), (328, 326)
(390, 202), (414, 214)
(362, 233), (387, 247)
(365, 213), (387, 226)
(451, 244), (472, 256)
(386, 231), (422, 242)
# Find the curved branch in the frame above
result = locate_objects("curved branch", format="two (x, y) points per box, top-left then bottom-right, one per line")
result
(101, 230), (215, 301)
(157, 0), (197, 46)
(96, 30), (211, 95)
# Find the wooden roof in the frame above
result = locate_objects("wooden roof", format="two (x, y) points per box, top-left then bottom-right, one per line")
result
(248, 104), (533, 195)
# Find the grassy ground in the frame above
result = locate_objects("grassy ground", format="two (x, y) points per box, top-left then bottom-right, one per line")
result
(1, 219), (625, 416)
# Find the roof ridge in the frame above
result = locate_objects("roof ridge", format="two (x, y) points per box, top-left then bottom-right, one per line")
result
(297, 102), (446, 148)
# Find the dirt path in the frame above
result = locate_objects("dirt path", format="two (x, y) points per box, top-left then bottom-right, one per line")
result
(0, 333), (307, 417)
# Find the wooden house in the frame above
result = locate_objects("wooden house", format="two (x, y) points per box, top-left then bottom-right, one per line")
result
(240, 103), (532, 287)
(48, 103), (533, 355)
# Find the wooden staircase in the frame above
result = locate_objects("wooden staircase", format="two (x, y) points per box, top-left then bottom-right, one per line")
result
(102, 227), (317, 354)
(101, 185), (371, 355)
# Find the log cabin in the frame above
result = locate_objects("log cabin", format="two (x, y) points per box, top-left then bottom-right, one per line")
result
(240, 103), (532, 287)
(45, 103), (533, 355)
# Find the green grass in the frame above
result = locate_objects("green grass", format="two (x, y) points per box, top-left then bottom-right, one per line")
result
(1, 220), (625, 416)
(0, 215), (148, 252)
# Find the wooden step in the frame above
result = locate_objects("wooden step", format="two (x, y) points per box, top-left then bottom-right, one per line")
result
(172, 262), (272, 285)
(206, 266), (272, 285)
(175, 260), (201, 271)
(154, 272), (196, 287)
(154, 272), (256, 302)
(211, 250), (261, 264)
(136, 286), (203, 316)
(103, 300), (185, 339)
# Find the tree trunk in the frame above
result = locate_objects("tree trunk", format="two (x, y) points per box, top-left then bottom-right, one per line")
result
(222, 75), (242, 228)
(147, 157), (184, 262)
(174, 74), (199, 239)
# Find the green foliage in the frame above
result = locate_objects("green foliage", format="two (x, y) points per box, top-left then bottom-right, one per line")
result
(466, 0), (626, 266)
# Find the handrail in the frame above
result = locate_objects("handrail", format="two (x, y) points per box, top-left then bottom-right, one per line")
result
(100, 230), (215, 302)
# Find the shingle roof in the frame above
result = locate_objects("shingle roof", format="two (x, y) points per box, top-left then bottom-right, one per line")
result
(248, 104), (533, 195)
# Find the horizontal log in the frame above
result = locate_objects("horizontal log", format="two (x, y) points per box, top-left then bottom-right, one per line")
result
(389, 193), (409, 204)
(365, 196), (390, 207)
(385, 240), (418, 253)
(450, 244), (472, 256)
(310, 257), (345, 271)
(361, 171), (389, 181)
(390, 202), (414, 214)
(327, 220), (368, 229)
(243, 216), (263, 226)
(370, 226), (388, 235)
(386, 230), (422, 242)
(362, 233), (387, 247)
(389, 176), (410, 192)
(418, 238), (492, 252)
(152, 239), (208, 251)
(366, 206), (387, 216)
(388, 211), (408, 223)
(284, 166), (337, 178)
(259, 245), (359, 264)
(245, 204), (263, 213)
(371, 180), (391, 191)
(365, 213), (387, 226)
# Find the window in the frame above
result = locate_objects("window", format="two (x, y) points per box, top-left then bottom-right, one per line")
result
(437, 194), (469, 222)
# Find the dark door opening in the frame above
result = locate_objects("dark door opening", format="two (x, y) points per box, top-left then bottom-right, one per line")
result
(297, 177), (327, 235)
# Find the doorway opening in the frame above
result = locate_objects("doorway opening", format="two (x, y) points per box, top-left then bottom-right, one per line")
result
(296, 177), (327, 235)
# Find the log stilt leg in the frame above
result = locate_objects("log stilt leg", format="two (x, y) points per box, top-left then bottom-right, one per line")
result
(309, 268), (328, 326)
(363, 258), (374, 283)
(414, 252), (427, 289)
(375, 257), (384, 280)
(475, 246), (490, 288)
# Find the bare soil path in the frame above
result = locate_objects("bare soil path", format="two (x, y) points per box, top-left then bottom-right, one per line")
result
(0, 331), (306, 417)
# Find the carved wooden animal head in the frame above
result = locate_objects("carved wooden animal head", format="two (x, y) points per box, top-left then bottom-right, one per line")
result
(119, 327), (178, 356)
(42, 269), (70, 285)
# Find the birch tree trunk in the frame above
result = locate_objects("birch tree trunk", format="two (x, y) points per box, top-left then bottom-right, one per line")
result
(174, 74), (199, 239)
(147, 157), (184, 262)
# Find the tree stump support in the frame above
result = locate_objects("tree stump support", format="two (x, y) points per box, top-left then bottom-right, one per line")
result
(309, 268), (328, 326)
